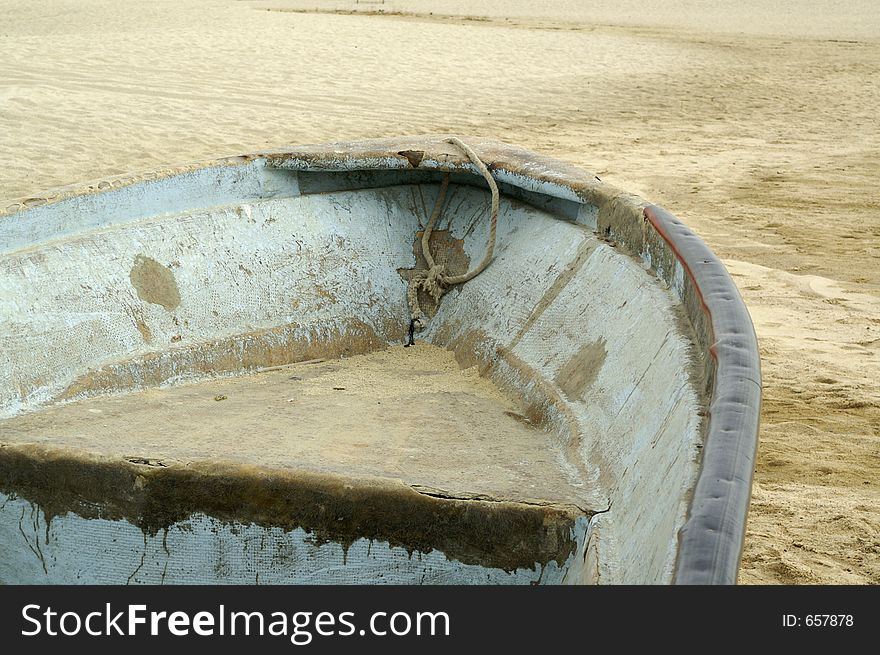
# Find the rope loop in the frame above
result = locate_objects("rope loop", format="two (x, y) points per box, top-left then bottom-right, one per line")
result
(405, 139), (500, 337)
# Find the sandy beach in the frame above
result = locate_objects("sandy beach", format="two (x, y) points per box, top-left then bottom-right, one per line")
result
(1, 0), (877, 583)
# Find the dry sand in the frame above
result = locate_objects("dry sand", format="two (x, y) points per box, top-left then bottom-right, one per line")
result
(0, 0), (877, 583)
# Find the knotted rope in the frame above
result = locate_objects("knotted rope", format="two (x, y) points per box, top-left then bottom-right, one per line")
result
(406, 138), (500, 342)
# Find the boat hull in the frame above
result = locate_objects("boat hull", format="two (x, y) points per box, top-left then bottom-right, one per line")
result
(0, 138), (760, 584)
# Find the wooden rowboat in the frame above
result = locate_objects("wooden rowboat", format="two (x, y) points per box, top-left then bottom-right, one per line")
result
(0, 137), (760, 584)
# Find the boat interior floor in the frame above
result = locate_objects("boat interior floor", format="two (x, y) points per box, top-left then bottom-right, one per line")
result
(0, 344), (589, 512)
